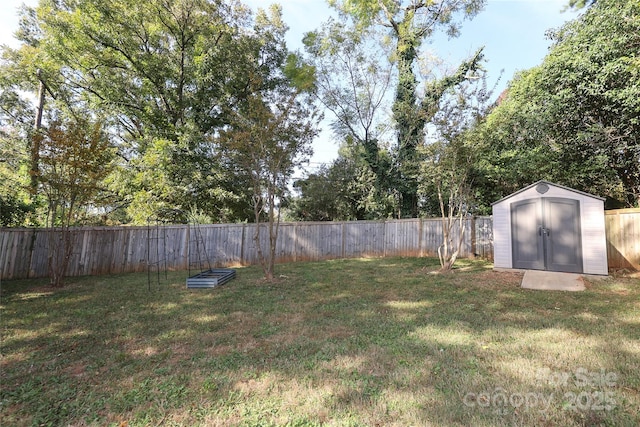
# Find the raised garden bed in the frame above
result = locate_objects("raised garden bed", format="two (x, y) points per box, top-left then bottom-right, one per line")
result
(186, 268), (236, 288)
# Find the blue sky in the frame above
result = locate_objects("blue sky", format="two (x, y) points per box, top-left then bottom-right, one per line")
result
(1, 0), (581, 168)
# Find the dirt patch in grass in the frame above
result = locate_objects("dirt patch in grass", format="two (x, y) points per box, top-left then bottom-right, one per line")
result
(457, 269), (524, 288)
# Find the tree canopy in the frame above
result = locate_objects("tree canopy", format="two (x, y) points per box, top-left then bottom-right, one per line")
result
(477, 0), (640, 208)
(1, 0), (319, 226)
(2, 0), (637, 233)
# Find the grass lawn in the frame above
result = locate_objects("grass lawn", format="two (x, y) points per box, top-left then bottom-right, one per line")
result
(1, 257), (639, 426)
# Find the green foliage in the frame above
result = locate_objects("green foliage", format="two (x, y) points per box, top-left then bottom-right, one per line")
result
(39, 119), (115, 227)
(291, 165), (346, 221)
(0, 194), (33, 227)
(38, 118), (115, 286)
(0, 0), (319, 225)
(33, 0), (258, 221)
(124, 138), (177, 224)
(291, 144), (399, 221)
(477, 0), (640, 207)
(330, 0), (487, 217)
(564, 0), (597, 10)
(284, 52), (316, 92)
(543, 0), (640, 205)
(473, 68), (560, 207)
(0, 116), (34, 226)
(0, 36), (45, 223)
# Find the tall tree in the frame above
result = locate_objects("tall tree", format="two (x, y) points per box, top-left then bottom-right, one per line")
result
(542, 0), (640, 206)
(218, 5), (319, 280)
(0, 4), (58, 215)
(330, 0), (486, 217)
(220, 94), (317, 280)
(2, 0), (268, 224)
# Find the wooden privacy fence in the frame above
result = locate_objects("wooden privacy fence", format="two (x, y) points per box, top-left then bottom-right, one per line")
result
(0, 217), (493, 280)
(605, 208), (640, 270)
(1, 210), (637, 280)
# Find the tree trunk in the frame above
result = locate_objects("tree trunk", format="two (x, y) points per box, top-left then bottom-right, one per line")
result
(30, 72), (46, 198)
(48, 227), (73, 287)
(436, 182), (468, 272)
(252, 194), (269, 280)
(393, 23), (422, 218)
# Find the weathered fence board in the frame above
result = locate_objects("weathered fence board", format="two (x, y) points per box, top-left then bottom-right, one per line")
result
(605, 208), (640, 270)
(1, 210), (637, 280)
(295, 222), (342, 262)
(474, 216), (494, 260)
(384, 220), (421, 257)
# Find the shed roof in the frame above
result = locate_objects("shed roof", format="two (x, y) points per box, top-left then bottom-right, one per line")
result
(491, 180), (605, 206)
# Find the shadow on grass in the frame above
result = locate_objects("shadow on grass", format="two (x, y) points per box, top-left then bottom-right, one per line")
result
(1, 257), (638, 426)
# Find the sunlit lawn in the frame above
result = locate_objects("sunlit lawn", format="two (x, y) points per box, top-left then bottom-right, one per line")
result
(1, 257), (639, 426)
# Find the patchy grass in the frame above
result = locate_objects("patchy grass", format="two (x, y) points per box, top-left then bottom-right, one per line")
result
(1, 257), (638, 426)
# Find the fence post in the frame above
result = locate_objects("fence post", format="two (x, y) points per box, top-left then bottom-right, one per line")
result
(184, 225), (190, 271)
(293, 222), (298, 263)
(418, 218), (424, 257)
(470, 216), (476, 259)
(383, 219), (387, 258)
(341, 222), (346, 259)
(240, 223), (246, 266)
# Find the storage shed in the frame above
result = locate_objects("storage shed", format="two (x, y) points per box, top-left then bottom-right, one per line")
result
(492, 181), (607, 275)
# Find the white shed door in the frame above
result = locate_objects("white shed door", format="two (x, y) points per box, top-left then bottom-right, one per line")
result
(511, 198), (583, 273)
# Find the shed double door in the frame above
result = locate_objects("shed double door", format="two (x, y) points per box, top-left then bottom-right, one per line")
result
(511, 198), (583, 273)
